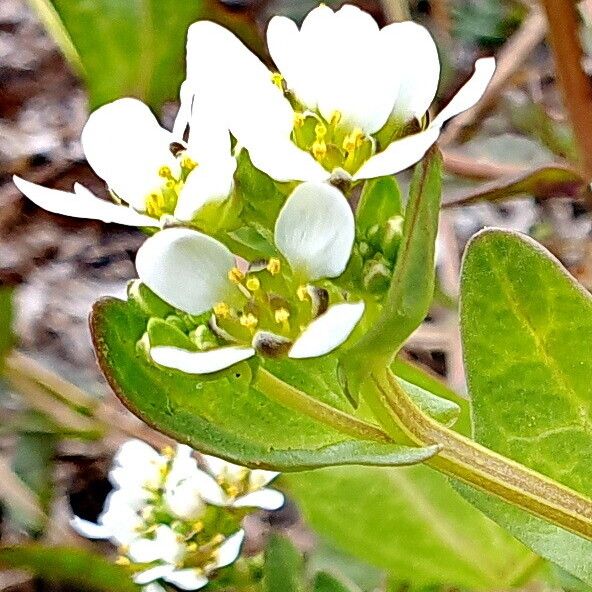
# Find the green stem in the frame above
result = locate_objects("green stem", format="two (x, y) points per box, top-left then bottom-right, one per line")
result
(367, 369), (592, 543)
(253, 367), (390, 443)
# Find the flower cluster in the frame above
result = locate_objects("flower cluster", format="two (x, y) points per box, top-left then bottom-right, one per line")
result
(13, 4), (495, 375)
(72, 440), (283, 590)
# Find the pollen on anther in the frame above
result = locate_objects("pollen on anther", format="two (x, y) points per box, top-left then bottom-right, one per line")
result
(271, 72), (284, 89)
(181, 155), (198, 171)
(294, 112), (305, 128)
(274, 308), (290, 324)
(267, 258), (281, 275)
(240, 313), (258, 330)
(158, 165), (173, 179)
(297, 285), (309, 301)
(246, 277), (260, 291)
(214, 302), (231, 318)
(115, 556), (130, 566)
(312, 140), (327, 160)
(228, 267), (245, 284)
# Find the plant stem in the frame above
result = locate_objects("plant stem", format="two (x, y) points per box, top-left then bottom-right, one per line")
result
(541, 0), (592, 182)
(253, 368), (391, 443)
(367, 369), (592, 542)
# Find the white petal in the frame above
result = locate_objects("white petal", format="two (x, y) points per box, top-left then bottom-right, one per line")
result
(81, 98), (179, 210)
(142, 582), (167, 592)
(12, 177), (159, 227)
(432, 57), (496, 127)
(128, 526), (183, 564)
(353, 125), (440, 180)
(173, 80), (193, 140)
(150, 345), (255, 374)
(315, 6), (396, 134)
(381, 21), (440, 121)
(233, 488), (284, 510)
(249, 469), (280, 489)
(164, 570), (209, 591)
(246, 139), (329, 183)
(113, 439), (160, 468)
(134, 566), (176, 586)
(174, 157), (236, 221)
(136, 228), (234, 315)
(186, 22), (293, 149)
(274, 182), (354, 280)
(215, 530), (245, 569)
(69, 516), (111, 539)
(289, 301), (365, 359)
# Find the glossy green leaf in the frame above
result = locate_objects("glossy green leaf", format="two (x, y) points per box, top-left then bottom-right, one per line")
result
(35, 0), (263, 110)
(459, 229), (592, 584)
(90, 296), (439, 470)
(444, 165), (588, 208)
(283, 464), (535, 589)
(342, 147), (442, 398)
(263, 535), (304, 592)
(0, 545), (137, 592)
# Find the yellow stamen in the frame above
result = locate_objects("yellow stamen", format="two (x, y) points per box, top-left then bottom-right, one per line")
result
(274, 308), (290, 324)
(267, 258), (281, 275)
(330, 111), (342, 127)
(162, 445), (174, 458)
(240, 313), (258, 331)
(115, 556), (130, 566)
(315, 123), (327, 138)
(294, 112), (305, 128)
(312, 140), (327, 160)
(228, 267), (245, 284)
(187, 542), (198, 552)
(246, 276), (260, 291)
(214, 302), (231, 318)
(227, 485), (240, 498)
(343, 128), (365, 153)
(192, 521), (204, 533)
(181, 155), (198, 171)
(297, 285), (309, 301)
(158, 165), (174, 179)
(271, 72), (284, 90)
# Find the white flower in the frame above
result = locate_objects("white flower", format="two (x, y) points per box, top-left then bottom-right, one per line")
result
(13, 94), (236, 226)
(183, 5), (495, 183)
(70, 442), (250, 591)
(139, 181), (365, 374)
(198, 455), (284, 510)
(133, 529), (245, 591)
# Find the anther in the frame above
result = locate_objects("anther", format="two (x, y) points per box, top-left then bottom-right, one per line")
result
(228, 267), (245, 284)
(267, 258), (281, 275)
(330, 111), (342, 127)
(158, 165), (174, 179)
(271, 72), (284, 90)
(294, 112), (305, 128)
(213, 302), (231, 318)
(297, 285), (309, 301)
(181, 155), (198, 171)
(315, 123), (327, 138)
(312, 140), (327, 160)
(246, 277), (260, 291)
(240, 313), (258, 331)
(115, 556), (130, 566)
(274, 308), (290, 324)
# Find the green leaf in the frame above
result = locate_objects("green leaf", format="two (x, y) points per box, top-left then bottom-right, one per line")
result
(444, 165), (588, 208)
(314, 571), (361, 592)
(283, 464), (535, 589)
(0, 285), (15, 363)
(263, 535), (304, 592)
(90, 296), (438, 470)
(35, 0), (264, 110)
(10, 433), (56, 536)
(0, 545), (137, 592)
(341, 147), (442, 398)
(356, 176), (403, 236)
(459, 229), (592, 584)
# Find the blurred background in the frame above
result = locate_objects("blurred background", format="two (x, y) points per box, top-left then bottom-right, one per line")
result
(1, 0), (591, 590)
